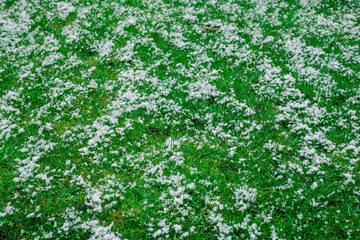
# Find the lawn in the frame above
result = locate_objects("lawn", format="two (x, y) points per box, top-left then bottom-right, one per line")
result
(1, 0), (360, 239)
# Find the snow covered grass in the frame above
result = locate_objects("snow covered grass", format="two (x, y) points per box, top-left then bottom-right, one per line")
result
(1, 0), (360, 239)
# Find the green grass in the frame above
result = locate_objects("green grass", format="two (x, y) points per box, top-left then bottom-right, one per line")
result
(1, 0), (360, 239)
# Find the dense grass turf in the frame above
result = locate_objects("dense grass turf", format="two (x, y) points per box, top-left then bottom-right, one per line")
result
(1, 0), (360, 239)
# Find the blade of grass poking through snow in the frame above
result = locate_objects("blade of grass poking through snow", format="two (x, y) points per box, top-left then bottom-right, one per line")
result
(1, 0), (360, 239)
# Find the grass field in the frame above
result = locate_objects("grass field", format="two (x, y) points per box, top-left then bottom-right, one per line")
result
(1, 0), (360, 239)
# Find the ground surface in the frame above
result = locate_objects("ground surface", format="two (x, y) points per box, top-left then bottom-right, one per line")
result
(1, 0), (360, 239)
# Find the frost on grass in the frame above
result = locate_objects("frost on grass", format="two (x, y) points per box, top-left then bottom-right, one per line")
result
(1, 0), (360, 239)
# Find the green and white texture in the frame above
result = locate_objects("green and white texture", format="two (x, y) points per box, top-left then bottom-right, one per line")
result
(1, 0), (360, 239)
